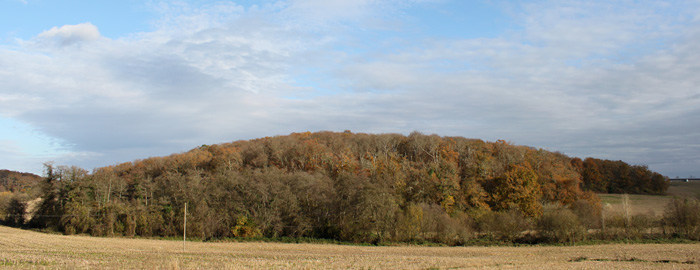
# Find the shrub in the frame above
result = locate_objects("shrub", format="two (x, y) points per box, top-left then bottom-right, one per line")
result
(570, 198), (601, 230)
(419, 204), (473, 245)
(602, 213), (631, 240)
(536, 205), (584, 244)
(0, 192), (12, 222)
(5, 194), (28, 226)
(477, 209), (530, 242)
(628, 213), (655, 239)
(662, 198), (700, 240)
(394, 204), (422, 242)
(601, 211), (657, 240)
(232, 216), (262, 238)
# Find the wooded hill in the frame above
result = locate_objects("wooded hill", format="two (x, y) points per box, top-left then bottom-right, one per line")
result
(4, 131), (670, 243)
(0, 169), (41, 193)
(0, 170), (42, 226)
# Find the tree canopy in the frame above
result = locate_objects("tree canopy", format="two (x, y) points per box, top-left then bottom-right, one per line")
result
(1, 131), (669, 244)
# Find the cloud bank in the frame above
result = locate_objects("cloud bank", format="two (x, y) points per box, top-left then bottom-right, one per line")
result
(1, 0), (699, 177)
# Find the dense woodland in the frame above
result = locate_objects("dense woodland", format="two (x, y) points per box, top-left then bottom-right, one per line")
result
(0, 170), (42, 193)
(0, 170), (42, 227)
(3, 131), (693, 244)
(575, 158), (669, 195)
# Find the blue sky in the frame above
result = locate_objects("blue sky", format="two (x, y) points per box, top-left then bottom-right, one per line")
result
(1, 0), (699, 178)
(1, 0), (152, 40)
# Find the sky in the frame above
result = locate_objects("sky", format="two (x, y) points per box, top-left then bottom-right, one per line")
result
(1, 0), (699, 178)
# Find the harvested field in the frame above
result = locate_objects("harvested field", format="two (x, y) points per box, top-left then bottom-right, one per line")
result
(598, 193), (672, 217)
(668, 181), (700, 199)
(598, 181), (700, 217)
(0, 225), (698, 269)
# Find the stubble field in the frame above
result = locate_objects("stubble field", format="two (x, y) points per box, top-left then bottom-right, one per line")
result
(0, 225), (698, 269)
(599, 181), (700, 217)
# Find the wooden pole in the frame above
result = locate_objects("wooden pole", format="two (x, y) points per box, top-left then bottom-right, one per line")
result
(183, 202), (187, 252)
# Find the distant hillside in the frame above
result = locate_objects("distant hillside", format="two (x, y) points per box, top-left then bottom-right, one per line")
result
(0, 170), (42, 226)
(0, 169), (42, 193)
(574, 158), (668, 195)
(8, 131), (671, 243)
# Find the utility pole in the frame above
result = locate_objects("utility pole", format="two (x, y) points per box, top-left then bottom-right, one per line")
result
(183, 202), (187, 253)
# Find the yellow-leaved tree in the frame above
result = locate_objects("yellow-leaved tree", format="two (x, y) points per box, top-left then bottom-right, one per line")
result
(488, 162), (542, 217)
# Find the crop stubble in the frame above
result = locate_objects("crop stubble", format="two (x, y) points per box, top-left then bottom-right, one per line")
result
(0, 226), (698, 269)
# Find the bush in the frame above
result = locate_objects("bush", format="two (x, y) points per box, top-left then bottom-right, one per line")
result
(628, 213), (655, 239)
(5, 194), (28, 226)
(232, 216), (262, 238)
(601, 213), (629, 240)
(0, 192), (11, 222)
(570, 199), (601, 230)
(394, 204), (422, 242)
(662, 198), (700, 240)
(477, 209), (530, 242)
(419, 204), (473, 245)
(536, 205), (584, 244)
(601, 211), (657, 240)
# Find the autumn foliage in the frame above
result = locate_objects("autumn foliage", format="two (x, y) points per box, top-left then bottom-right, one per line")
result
(0, 170), (41, 193)
(1, 131), (671, 244)
(575, 157), (669, 195)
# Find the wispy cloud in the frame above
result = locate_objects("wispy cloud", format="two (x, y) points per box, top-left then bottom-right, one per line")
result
(1, 0), (699, 177)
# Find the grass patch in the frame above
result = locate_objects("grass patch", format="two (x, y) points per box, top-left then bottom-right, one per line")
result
(668, 181), (700, 199)
(597, 182), (700, 218)
(598, 193), (672, 216)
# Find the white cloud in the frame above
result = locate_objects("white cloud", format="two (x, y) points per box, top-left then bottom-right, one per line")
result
(0, 0), (699, 177)
(318, 0), (700, 176)
(34, 22), (101, 47)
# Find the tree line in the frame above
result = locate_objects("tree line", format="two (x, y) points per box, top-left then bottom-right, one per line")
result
(572, 157), (668, 195)
(0, 169), (42, 193)
(3, 131), (688, 244)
